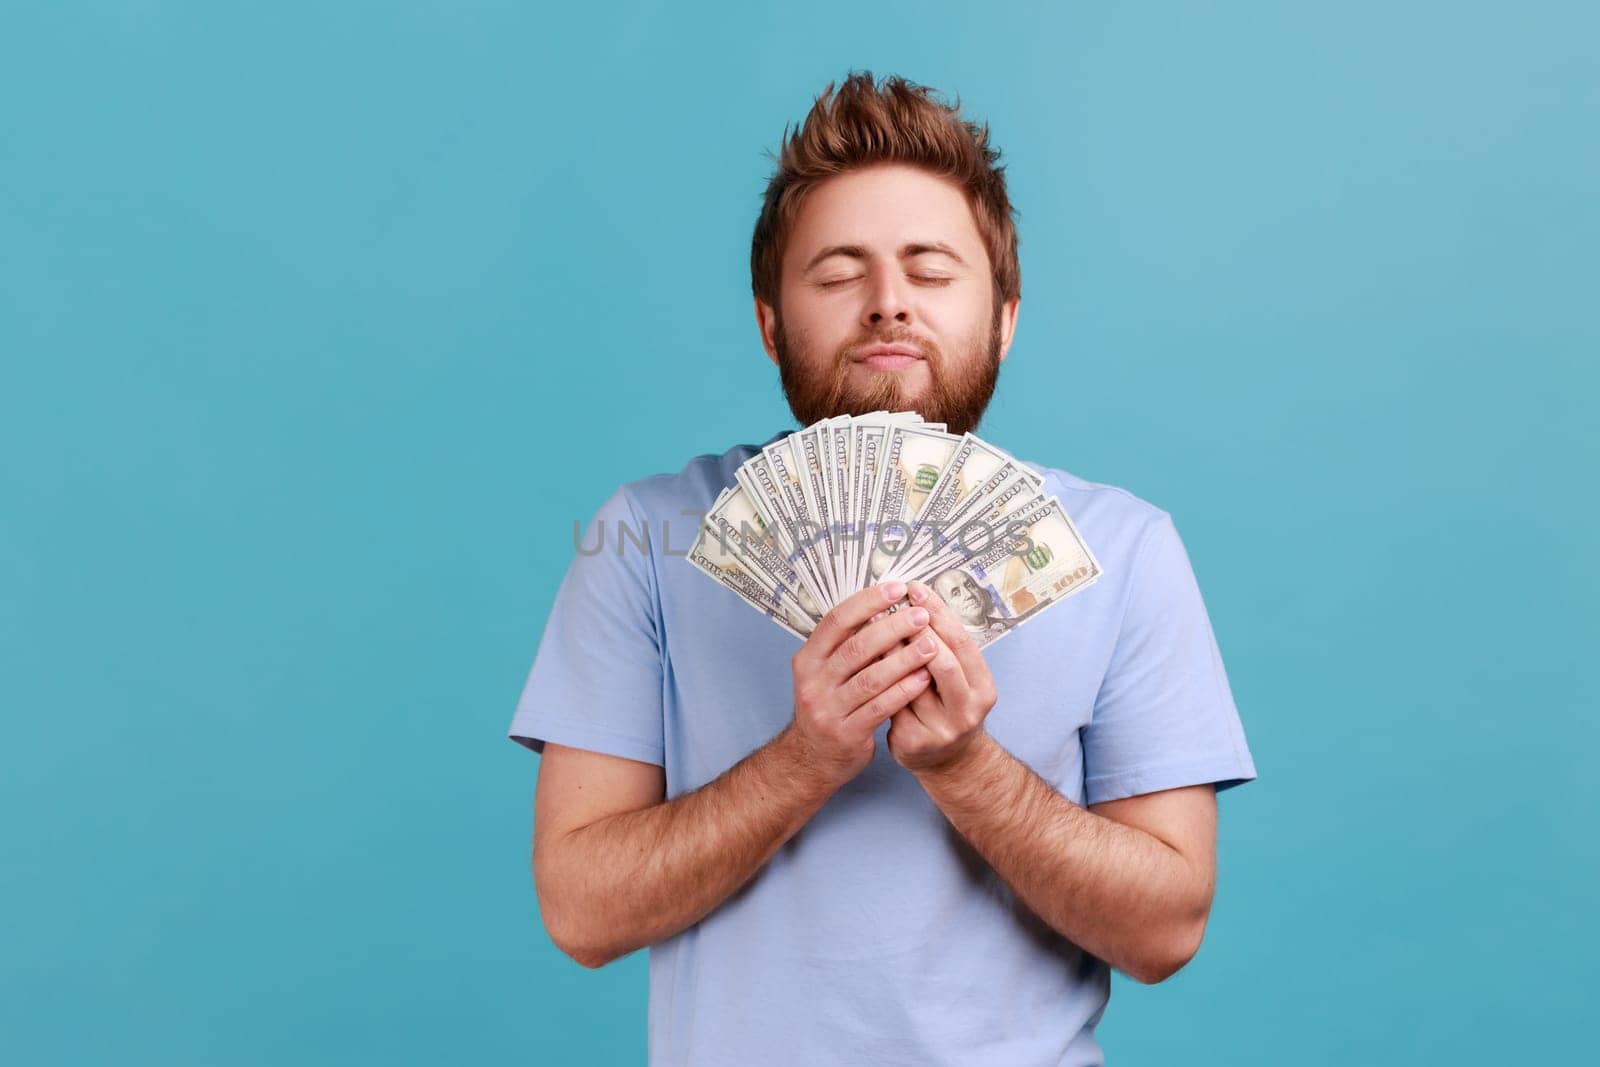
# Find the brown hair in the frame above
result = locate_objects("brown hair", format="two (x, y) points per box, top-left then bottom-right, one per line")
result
(751, 70), (1021, 316)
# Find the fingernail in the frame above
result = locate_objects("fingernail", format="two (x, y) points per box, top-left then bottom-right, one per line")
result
(907, 607), (929, 627)
(908, 582), (927, 604)
(916, 635), (936, 655)
(881, 581), (905, 602)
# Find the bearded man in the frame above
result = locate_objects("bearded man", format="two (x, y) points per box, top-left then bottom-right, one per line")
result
(509, 70), (1258, 1067)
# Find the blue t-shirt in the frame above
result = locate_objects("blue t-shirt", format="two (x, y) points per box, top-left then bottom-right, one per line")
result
(508, 433), (1258, 1066)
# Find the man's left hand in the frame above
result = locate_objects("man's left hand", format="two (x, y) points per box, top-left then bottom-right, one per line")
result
(885, 579), (998, 773)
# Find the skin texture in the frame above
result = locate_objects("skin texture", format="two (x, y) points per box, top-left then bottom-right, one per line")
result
(532, 163), (1221, 982)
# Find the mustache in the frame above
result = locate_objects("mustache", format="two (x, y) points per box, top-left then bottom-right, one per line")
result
(839, 330), (940, 365)
(774, 311), (1003, 436)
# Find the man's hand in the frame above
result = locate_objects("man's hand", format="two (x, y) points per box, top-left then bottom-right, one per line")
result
(787, 580), (938, 786)
(884, 578), (999, 774)
(534, 580), (934, 968)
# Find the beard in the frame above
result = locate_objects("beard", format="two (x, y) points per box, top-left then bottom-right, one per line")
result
(774, 306), (1003, 437)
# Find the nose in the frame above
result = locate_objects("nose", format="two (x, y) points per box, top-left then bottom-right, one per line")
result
(860, 262), (912, 329)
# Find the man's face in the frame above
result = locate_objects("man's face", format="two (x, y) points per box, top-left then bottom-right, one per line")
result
(756, 163), (1019, 436)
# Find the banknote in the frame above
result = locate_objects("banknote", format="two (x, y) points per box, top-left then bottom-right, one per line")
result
(887, 494), (1102, 646)
(686, 492), (813, 639)
(704, 485), (826, 626)
(861, 424), (961, 586)
(886, 456), (1044, 580)
(687, 412), (1102, 649)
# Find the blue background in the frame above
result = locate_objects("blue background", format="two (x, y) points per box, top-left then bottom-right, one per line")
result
(4, 2), (1595, 1063)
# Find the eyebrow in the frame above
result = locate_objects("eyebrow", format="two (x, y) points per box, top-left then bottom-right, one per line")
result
(803, 241), (968, 273)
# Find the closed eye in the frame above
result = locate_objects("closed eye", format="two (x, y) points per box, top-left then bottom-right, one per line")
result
(818, 275), (953, 288)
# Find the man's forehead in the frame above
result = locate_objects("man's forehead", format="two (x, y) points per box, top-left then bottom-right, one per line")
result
(787, 167), (984, 264)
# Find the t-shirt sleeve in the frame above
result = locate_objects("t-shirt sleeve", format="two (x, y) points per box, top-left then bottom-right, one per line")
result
(1081, 512), (1257, 805)
(506, 486), (666, 766)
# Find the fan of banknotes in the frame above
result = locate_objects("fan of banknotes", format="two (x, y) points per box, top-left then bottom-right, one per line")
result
(687, 411), (1102, 648)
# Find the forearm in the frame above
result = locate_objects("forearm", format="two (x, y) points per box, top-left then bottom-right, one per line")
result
(538, 724), (837, 967)
(914, 731), (1209, 983)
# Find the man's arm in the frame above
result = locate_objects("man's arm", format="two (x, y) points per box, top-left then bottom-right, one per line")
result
(914, 737), (1216, 984)
(885, 579), (1217, 984)
(534, 729), (835, 969)
(533, 582), (938, 969)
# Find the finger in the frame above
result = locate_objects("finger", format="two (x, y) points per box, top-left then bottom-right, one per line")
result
(828, 604), (930, 682)
(848, 667), (932, 728)
(918, 628), (969, 702)
(807, 582), (907, 658)
(907, 580), (989, 687)
(844, 632), (938, 712)
(904, 688), (939, 726)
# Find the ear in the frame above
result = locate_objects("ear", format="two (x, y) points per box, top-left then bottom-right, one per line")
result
(996, 296), (1020, 364)
(755, 298), (780, 367)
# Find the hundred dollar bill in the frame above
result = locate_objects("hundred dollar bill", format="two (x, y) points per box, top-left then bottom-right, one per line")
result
(735, 451), (832, 610)
(687, 495), (813, 639)
(704, 485), (825, 627)
(767, 435), (836, 605)
(905, 435), (1041, 546)
(825, 415), (854, 593)
(860, 424), (960, 586)
(890, 489), (1060, 584)
(794, 425), (842, 602)
(885, 466), (1045, 581)
(845, 419), (882, 594)
(892, 495), (1102, 647)
(836, 411), (912, 595)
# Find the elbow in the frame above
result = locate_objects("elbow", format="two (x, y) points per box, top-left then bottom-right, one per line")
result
(541, 906), (617, 970)
(558, 936), (614, 971)
(1128, 951), (1190, 986)
(1128, 916), (1207, 985)
(534, 855), (617, 970)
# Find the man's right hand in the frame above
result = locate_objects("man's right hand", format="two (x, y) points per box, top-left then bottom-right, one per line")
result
(786, 581), (937, 786)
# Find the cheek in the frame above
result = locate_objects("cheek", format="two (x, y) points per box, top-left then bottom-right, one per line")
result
(780, 295), (847, 356)
(924, 290), (985, 337)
